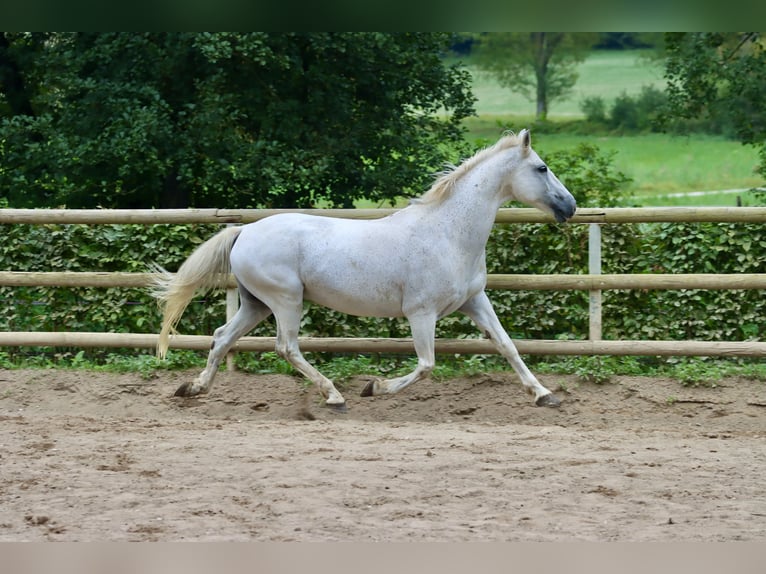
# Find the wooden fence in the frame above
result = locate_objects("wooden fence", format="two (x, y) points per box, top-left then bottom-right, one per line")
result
(1, 207), (765, 358)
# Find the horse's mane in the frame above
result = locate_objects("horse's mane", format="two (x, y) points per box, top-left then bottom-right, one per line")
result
(414, 132), (524, 205)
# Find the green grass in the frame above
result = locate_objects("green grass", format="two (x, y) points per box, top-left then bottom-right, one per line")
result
(462, 122), (763, 206)
(4, 349), (765, 386)
(454, 49), (765, 205)
(535, 356), (766, 386)
(533, 133), (764, 204)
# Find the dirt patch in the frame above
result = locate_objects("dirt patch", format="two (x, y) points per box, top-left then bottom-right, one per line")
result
(1, 367), (765, 541)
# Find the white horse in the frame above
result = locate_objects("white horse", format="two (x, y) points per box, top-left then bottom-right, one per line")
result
(152, 130), (576, 411)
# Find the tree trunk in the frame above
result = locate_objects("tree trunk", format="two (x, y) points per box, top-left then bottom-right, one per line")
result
(0, 34), (35, 117)
(532, 33), (549, 121)
(535, 71), (548, 121)
(160, 169), (190, 208)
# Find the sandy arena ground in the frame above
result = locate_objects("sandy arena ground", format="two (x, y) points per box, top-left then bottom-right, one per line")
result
(1, 367), (765, 541)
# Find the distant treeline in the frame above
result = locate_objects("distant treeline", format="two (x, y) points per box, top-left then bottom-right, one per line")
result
(449, 32), (661, 55)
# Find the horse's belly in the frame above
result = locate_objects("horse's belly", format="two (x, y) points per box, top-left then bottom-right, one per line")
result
(303, 278), (405, 318)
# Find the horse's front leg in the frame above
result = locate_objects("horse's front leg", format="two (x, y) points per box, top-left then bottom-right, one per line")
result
(361, 312), (436, 397)
(459, 291), (560, 407)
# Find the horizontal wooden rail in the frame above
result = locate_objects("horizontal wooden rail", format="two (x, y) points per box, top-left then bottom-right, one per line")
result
(1, 331), (765, 357)
(2, 271), (765, 291)
(566, 207), (766, 224)
(488, 273), (766, 290)
(0, 271), (154, 288)
(2, 207), (766, 225)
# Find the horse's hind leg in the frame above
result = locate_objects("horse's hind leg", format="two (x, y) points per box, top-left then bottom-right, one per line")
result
(459, 291), (560, 407)
(271, 301), (347, 410)
(175, 286), (272, 397)
(361, 312), (436, 397)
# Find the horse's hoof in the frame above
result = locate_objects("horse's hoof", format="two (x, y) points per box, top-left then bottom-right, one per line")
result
(360, 380), (375, 397)
(174, 383), (192, 397)
(536, 393), (561, 408)
(327, 401), (348, 414)
(174, 382), (201, 397)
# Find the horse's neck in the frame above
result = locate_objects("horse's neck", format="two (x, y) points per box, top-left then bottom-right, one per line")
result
(428, 160), (509, 251)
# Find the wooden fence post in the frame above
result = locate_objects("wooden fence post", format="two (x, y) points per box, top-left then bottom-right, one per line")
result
(225, 223), (239, 370)
(588, 223), (602, 341)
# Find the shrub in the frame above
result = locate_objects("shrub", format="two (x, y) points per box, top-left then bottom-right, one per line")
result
(608, 86), (668, 132)
(0, 223), (229, 360)
(580, 96), (607, 124)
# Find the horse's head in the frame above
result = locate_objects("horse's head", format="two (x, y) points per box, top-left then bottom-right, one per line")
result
(507, 129), (576, 223)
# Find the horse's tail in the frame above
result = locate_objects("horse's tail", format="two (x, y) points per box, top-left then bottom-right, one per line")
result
(151, 226), (243, 359)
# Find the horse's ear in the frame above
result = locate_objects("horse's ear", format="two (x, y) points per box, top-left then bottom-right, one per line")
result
(520, 129), (531, 154)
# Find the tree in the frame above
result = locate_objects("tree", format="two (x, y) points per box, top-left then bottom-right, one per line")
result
(471, 32), (597, 121)
(0, 32), (475, 209)
(662, 32), (766, 180)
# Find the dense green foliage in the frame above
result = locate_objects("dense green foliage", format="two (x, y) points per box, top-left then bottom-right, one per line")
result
(580, 86), (668, 133)
(607, 222), (765, 342)
(662, 33), (766, 182)
(0, 32), (474, 209)
(0, 222), (225, 341)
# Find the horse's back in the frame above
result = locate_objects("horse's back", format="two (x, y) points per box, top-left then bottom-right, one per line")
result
(235, 212), (397, 259)
(231, 212), (414, 316)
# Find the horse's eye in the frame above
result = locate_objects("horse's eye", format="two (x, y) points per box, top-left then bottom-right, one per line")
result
(537, 165), (548, 173)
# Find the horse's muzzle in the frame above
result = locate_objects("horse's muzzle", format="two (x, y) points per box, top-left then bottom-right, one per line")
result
(552, 201), (577, 223)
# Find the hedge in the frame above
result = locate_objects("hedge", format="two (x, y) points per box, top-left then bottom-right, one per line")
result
(1, 218), (763, 361)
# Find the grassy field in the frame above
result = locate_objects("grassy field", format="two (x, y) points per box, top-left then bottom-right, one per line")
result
(532, 133), (764, 206)
(461, 49), (666, 118)
(457, 50), (765, 206)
